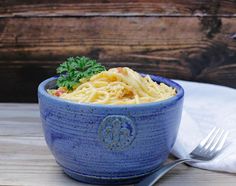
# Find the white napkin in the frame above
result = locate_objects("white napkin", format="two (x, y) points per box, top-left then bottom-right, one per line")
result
(171, 80), (236, 173)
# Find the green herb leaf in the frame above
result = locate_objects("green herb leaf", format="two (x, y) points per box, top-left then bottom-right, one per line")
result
(56, 56), (106, 90)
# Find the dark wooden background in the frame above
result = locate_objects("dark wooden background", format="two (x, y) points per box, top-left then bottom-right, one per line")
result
(0, 0), (236, 102)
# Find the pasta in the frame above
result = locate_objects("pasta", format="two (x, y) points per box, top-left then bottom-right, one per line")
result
(49, 67), (176, 105)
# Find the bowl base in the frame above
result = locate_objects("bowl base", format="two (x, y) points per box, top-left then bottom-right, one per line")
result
(63, 167), (156, 185)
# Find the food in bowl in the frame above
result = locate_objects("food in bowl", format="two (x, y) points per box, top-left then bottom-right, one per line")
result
(38, 56), (184, 185)
(48, 56), (176, 105)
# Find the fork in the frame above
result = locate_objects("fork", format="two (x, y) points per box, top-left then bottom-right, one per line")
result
(135, 127), (229, 186)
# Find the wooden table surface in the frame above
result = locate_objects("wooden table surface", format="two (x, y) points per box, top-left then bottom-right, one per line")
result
(0, 103), (235, 186)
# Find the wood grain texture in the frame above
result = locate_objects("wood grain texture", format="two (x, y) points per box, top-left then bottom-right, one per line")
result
(0, 0), (236, 17)
(0, 103), (236, 186)
(0, 16), (236, 102)
(0, 1), (236, 102)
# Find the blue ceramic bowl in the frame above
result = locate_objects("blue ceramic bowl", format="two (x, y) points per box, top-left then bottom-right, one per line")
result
(38, 74), (184, 185)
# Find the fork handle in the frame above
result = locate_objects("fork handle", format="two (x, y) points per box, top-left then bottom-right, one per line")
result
(135, 158), (192, 186)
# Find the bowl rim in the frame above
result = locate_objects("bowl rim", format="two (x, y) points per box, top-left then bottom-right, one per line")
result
(38, 74), (184, 109)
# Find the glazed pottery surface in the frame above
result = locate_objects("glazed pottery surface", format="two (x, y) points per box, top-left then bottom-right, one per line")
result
(38, 74), (184, 185)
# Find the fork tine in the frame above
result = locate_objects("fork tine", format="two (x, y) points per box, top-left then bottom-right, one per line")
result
(209, 129), (225, 151)
(215, 131), (229, 152)
(203, 128), (222, 150)
(190, 128), (229, 161)
(199, 127), (217, 147)
(190, 127), (218, 156)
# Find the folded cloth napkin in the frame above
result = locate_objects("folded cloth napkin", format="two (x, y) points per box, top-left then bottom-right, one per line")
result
(171, 80), (236, 173)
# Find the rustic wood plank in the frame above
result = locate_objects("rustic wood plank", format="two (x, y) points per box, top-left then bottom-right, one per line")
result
(0, 136), (87, 186)
(0, 0), (236, 17)
(0, 16), (236, 102)
(0, 103), (42, 136)
(0, 103), (236, 186)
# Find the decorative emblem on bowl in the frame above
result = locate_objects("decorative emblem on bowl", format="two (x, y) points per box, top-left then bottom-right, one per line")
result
(98, 115), (136, 151)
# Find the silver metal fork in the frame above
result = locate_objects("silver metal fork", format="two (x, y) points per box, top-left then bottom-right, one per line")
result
(135, 127), (229, 186)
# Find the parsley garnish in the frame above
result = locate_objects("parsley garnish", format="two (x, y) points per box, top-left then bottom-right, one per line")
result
(56, 56), (106, 90)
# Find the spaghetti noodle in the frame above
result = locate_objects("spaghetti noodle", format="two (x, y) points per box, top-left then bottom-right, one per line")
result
(49, 67), (176, 105)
